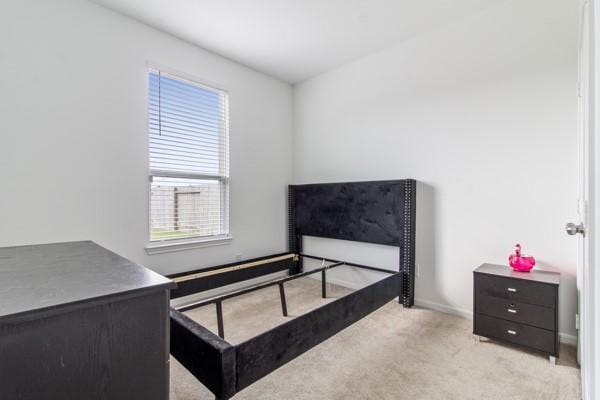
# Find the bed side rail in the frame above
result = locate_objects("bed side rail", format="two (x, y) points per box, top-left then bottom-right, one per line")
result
(170, 309), (236, 400)
(234, 272), (402, 392)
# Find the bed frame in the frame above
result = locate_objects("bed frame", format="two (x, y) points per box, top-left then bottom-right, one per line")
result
(168, 179), (416, 399)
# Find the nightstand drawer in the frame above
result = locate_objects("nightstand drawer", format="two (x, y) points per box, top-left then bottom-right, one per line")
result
(476, 295), (555, 330)
(475, 314), (556, 355)
(475, 273), (556, 307)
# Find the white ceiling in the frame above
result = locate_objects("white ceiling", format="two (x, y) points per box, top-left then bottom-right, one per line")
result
(92, 0), (500, 83)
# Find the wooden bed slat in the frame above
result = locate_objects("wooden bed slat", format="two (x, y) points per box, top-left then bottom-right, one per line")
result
(172, 254), (297, 283)
(169, 253), (297, 299)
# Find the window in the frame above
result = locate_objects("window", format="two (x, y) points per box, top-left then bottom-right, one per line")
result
(148, 69), (229, 244)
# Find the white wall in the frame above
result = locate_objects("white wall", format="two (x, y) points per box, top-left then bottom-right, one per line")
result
(0, 0), (292, 275)
(0, 0), (580, 339)
(294, 0), (580, 337)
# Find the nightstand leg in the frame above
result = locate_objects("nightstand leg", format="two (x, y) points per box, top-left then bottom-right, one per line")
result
(549, 356), (556, 365)
(474, 335), (481, 342)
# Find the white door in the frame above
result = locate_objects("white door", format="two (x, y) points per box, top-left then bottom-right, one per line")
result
(575, 1), (598, 399)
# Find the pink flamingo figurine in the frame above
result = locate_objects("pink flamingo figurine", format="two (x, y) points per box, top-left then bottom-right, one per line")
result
(509, 244), (536, 272)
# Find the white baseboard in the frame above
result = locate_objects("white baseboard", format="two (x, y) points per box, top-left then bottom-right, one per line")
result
(317, 275), (578, 347)
(319, 275), (363, 291)
(558, 332), (578, 346)
(414, 298), (473, 319)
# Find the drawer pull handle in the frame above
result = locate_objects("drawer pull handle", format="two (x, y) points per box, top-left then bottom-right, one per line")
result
(507, 288), (517, 293)
(507, 330), (517, 335)
(507, 308), (517, 314)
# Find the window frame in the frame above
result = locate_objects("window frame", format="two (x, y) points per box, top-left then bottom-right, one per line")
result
(145, 66), (231, 254)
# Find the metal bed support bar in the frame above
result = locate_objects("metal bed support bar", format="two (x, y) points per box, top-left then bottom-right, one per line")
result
(300, 254), (398, 275)
(278, 282), (288, 317)
(176, 260), (345, 313)
(216, 301), (224, 339)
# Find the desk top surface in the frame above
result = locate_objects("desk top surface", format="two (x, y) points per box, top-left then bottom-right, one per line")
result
(475, 263), (560, 285)
(0, 241), (174, 320)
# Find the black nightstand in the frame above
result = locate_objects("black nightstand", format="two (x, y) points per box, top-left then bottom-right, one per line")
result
(473, 263), (560, 363)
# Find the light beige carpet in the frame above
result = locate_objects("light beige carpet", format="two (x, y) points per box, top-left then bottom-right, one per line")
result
(170, 277), (580, 400)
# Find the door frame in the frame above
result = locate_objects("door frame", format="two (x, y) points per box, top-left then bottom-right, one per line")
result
(591, 0), (600, 394)
(580, 1), (599, 399)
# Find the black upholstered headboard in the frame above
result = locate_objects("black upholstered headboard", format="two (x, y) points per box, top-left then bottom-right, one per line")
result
(288, 179), (416, 306)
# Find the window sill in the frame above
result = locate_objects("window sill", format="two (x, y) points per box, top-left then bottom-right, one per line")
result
(145, 235), (233, 255)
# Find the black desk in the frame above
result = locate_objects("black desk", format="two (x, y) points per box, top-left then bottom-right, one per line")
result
(0, 241), (175, 399)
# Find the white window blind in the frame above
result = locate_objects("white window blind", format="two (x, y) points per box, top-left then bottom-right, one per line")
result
(148, 69), (229, 242)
